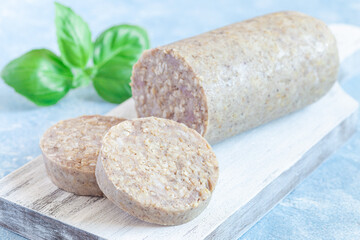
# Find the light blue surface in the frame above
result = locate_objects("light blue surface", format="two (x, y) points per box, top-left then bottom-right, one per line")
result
(0, 1), (360, 239)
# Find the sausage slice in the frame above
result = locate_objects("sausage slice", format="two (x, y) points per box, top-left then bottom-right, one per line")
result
(96, 117), (219, 225)
(40, 115), (125, 196)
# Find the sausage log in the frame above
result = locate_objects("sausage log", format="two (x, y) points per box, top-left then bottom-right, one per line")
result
(131, 11), (339, 144)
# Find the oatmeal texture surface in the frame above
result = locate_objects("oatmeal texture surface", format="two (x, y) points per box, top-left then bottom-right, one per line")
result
(40, 115), (125, 196)
(131, 11), (339, 144)
(96, 117), (219, 225)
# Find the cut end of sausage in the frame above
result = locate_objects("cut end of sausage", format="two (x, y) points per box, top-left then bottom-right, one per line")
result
(96, 117), (219, 225)
(131, 48), (208, 136)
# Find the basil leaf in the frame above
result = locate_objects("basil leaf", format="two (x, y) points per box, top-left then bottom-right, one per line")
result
(93, 59), (132, 103)
(1, 49), (73, 106)
(55, 2), (92, 69)
(71, 68), (91, 88)
(92, 24), (149, 103)
(93, 24), (150, 67)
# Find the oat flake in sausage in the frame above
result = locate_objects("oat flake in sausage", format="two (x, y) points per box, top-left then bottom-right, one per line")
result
(131, 11), (339, 144)
(95, 117), (219, 225)
(40, 115), (125, 196)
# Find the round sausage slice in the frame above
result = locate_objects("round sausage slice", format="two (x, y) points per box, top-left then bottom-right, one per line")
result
(131, 11), (339, 144)
(96, 117), (219, 225)
(40, 115), (125, 196)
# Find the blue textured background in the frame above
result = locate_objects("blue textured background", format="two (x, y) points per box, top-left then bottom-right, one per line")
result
(1, 0), (360, 239)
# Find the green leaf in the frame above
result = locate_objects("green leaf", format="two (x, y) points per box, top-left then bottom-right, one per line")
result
(93, 60), (132, 103)
(71, 68), (92, 88)
(92, 24), (150, 103)
(55, 2), (92, 69)
(93, 24), (150, 67)
(1, 49), (73, 106)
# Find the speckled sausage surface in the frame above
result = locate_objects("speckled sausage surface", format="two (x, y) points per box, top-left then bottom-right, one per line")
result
(131, 11), (339, 144)
(95, 117), (219, 225)
(40, 115), (125, 196)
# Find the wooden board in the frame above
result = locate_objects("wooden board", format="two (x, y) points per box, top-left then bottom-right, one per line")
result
(0, 83), (357, 240)
(0, 24), (359, 240)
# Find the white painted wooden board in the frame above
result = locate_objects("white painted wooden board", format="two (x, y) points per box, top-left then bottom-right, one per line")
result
(0, 24), (359, 240)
